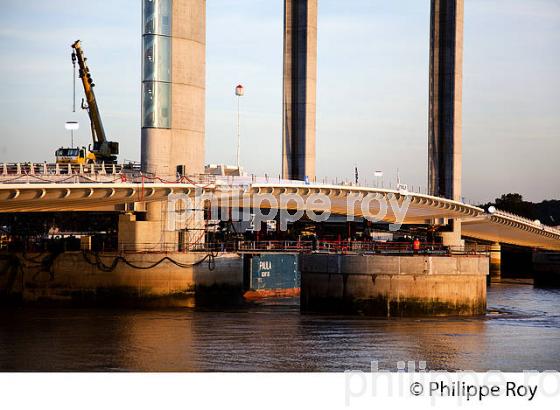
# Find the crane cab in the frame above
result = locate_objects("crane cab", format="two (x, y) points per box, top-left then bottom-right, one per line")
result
(55, 147), (96, 165)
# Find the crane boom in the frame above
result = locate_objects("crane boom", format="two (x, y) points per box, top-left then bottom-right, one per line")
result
(69, 40), (118, 163)
(54, 40), (119, 166)
(72, 40), (106, 144)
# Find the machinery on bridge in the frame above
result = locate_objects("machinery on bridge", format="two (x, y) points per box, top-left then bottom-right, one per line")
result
(55, 40), (119, 165)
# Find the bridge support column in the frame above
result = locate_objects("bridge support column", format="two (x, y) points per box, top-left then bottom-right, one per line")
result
(428, 0), (464, 253)
(489, 242), (501, 278)
(118, 203), (178, 252)
(428, 0), (464, 201)
(282, 0), (317, 181)
(440, 220), (464, 249)
(141, 0), (206, 178)
(300, 253), (488, 317)
(139, 0), (206, 251)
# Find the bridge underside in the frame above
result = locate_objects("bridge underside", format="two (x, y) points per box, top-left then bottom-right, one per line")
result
(0, 183), (481, 221)
(463, 218), (560, 251)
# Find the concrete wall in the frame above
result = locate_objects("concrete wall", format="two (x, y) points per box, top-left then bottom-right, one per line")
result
(282, 0), (317, 181)
(300, 253), (488, 316)
(0, 251), (242, 307)
(118, 212), (177, 252)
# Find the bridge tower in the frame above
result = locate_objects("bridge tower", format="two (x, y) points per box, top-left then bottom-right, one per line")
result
(428, 0), (464, 246)
(132, 0), (206, 251)
(141, 0), (206, 177)
(282, 0), (318, 182)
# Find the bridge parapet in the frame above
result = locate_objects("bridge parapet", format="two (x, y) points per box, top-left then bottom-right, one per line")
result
(491, 209), (560, 238)
(0, 162), (230, 187)
(0, 162), (139, 184)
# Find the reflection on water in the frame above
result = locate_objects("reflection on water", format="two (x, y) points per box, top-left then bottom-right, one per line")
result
(1, 280), (559, 372)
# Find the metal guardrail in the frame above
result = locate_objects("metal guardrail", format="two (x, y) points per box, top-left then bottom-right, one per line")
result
(0, 165), (425, 191)
(1, 162), (138, 176)
(3, 233), (492, 257)
(0, 162), (138, 184)
(491, 209), (560, 236)
(0, 162), (221, 186)
(111, 240), (490, 256)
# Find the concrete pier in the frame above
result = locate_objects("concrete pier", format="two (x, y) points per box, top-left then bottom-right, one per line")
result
(300, 253), (488, 316)
(489, 242), (501, 277)
(282, 0), (317, 181)
(141, 0), (206, 177)
(0, 251), (242, 306)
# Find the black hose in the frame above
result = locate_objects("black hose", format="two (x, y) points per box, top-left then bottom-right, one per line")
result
(81, 250), (219, 273)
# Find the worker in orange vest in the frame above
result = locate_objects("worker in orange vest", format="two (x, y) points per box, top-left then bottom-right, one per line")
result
(413, 238), (421, 254)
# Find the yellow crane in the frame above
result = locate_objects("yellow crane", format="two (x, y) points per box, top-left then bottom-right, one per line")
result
(55, 40), (119, 165)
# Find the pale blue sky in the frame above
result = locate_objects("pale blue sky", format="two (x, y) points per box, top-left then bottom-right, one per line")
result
(0, 0), (558, 203)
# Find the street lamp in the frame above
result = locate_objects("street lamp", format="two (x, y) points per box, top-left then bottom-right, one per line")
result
(235, 84), (244, 171)
(374, 170), (383, 188)
(65, 121), (79, 148)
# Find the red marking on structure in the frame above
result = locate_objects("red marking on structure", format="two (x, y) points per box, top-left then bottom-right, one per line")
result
(243, 288), (300, 300)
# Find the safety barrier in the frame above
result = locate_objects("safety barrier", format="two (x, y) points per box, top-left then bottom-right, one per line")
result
(111, 240), (490, 256)
(0, 162), (218, 186)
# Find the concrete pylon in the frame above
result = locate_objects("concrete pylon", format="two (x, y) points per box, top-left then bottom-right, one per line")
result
(428, 0), (463, 201)
(141, 0), (206, 178)
(282, 0), (317, 182)
(134, 0), (206, 252)
(489, 243), (502, 277)
(428, 0), (464, 247)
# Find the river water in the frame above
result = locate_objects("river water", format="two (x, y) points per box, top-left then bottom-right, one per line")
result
(1, 279), (559, 372)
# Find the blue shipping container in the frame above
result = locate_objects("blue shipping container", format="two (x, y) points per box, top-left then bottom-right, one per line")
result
(250, 253), (300, 291)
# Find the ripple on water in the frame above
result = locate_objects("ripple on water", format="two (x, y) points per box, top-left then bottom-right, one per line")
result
(0, 282), (559, 371)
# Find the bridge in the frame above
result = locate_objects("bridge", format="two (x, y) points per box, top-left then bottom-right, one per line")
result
(1, 0), (559, 314)
(2, 164), (559, 252)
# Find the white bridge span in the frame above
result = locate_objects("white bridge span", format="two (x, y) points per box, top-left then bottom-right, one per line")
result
(1, 168), (559, 251)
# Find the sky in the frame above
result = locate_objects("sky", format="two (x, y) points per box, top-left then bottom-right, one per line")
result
(0, 0), (558, 203)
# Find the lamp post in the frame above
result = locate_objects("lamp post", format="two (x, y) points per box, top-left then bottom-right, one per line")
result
(65, 121), (79, 148)
(374, 170), (383, 188)
(235, 84), (244, 171)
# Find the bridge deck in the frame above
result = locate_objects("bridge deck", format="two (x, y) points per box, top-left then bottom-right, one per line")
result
(1, 168), (559, 251)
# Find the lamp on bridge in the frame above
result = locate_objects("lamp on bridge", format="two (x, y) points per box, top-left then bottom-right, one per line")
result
(235, 84), (244, 171)
(374, 170), (383, 188)
(65, 121), (79, 148)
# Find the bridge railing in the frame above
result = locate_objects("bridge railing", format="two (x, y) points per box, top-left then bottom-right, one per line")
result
(492, 209), (560, 236)
(120, 240), (311, 253)
(0, 162), (221, 186)
(0, 162), (142, 183)
(314, 240), (456, 255)
(108, 240), (490, 256)
(0, 162), (141, 176)
(6, 235), (491, 257)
